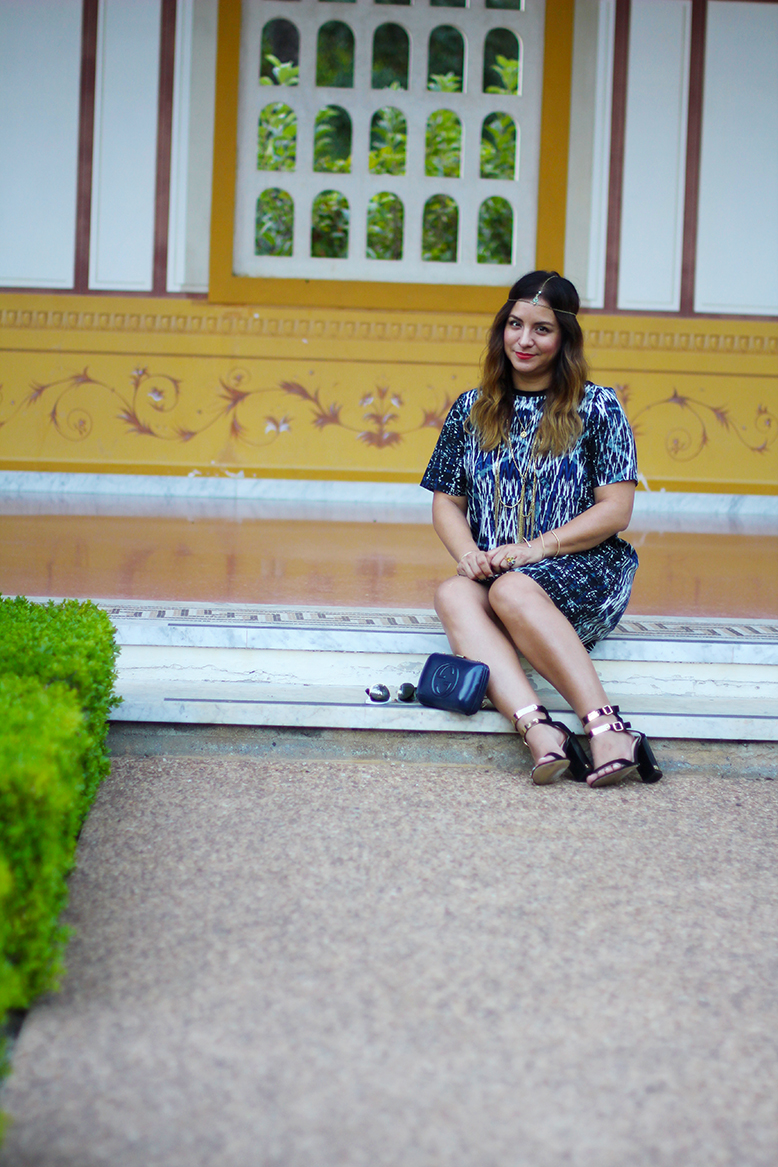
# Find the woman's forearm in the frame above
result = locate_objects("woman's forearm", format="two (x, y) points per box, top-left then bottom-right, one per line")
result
(431, 492), (477, 562)
(529, 483), (635, 558)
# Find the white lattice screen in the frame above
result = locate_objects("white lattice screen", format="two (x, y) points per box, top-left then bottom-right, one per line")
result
(233, 0), (545, 284)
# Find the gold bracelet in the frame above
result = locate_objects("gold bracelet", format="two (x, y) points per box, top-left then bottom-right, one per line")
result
(538, 531), (547, 558)
(550, 530), (562, 557)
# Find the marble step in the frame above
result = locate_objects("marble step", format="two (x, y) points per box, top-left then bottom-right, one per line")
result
(85, 599), (778, 742)
(115, 681), (778, 742)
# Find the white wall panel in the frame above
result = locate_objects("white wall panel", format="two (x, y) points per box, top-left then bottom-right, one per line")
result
(167, 0), (218, 293)
(565, 0), (615, 308)
(89, 0), (162, 290)
(695, 2), (778, 316)
(0, 0), (82, 287)
(617, 0), (691, 311)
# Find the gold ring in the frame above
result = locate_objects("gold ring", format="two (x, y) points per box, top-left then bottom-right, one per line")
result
(506, 555), (516, 566)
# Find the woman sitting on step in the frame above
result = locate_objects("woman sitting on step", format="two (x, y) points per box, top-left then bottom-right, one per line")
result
(421, 270), (661, 787)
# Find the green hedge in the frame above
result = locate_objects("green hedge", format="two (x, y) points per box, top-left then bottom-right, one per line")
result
(0, 675), (88, 1010)
(0, 597), (120, 815)
(0, 598), (120, 1110)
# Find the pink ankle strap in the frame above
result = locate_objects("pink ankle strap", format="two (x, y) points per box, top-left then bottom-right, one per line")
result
(587, 719), (628, 738)
(581, 704), (619, 727)
(512, 703), (550, 744)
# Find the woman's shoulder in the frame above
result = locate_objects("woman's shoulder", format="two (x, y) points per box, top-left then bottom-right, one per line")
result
(581, 381), (627, 416)
(442, 388), (478, 423)
(456, 387), (479, 409)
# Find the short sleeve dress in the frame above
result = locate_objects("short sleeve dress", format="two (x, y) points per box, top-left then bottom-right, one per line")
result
(420, 382), (639, 649)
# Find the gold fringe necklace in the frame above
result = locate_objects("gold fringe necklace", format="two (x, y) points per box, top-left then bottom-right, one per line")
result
(493, 432), (538, 544)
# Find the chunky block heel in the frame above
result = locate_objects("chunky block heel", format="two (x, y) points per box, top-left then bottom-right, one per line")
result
(636, 735), (663, 783)
(581, 704), (662, 787)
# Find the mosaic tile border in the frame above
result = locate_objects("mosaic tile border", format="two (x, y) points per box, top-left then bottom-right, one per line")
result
(88, 600), (778, 643)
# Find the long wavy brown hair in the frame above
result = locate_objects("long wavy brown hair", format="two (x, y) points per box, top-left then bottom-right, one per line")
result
(470, 271), (588, 458)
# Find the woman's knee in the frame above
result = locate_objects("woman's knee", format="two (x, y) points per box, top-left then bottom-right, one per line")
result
(434, 575), (487, 623)
(488, 572), (549, 623)
(434, 575), (466, 618)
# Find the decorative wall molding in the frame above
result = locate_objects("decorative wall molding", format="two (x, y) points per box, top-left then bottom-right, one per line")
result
(583, 328), (777, 355)
(1, 300), (776, 355)
(0, 305), (489, 345)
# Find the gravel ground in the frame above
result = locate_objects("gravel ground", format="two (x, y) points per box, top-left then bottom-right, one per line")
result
(1, 753), (777, 1167)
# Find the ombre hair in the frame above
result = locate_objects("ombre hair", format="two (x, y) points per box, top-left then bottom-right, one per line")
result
(470, 270), (588, 458)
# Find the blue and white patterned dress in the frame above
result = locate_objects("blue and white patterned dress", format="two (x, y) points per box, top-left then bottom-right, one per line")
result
(420, 382), (639, 649)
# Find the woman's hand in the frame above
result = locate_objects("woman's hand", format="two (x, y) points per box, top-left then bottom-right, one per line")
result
(456, 548), (495, 580)
(486, 541), (542, 574)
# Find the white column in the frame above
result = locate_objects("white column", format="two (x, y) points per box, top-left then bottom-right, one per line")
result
(167, 0), (218, 293)
(564, 0), (615, 309)
(89, 0), (162, 291)
(617, 0), (691, 312)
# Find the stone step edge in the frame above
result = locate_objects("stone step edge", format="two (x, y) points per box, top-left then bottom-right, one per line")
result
(107, 722), (778, 780)
(113, 684), (778, 742)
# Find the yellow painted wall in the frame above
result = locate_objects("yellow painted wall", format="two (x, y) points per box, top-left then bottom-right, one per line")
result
(0, 294), (775, 492)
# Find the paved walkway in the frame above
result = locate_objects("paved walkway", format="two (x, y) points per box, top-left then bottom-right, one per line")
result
(2, 752), (777, 1166)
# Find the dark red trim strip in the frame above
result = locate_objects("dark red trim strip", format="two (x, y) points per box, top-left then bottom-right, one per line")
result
(603, 0), (630, 311)
(153, 0), (178, 293)
(73, 0), (99, 293)
(679, 0), (707, 316)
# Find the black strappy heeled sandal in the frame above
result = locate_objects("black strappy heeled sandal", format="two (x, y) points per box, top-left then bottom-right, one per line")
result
(581, 704), (663, 788)
(513, 703), (591, 785)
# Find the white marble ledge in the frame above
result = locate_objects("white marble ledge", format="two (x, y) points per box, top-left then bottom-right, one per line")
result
(112, 622), (451, 655)
(0, 471), (431, 507)
(114, 682), (778, 741)
(25, 597), (778, 639)
(19, 596), (778, 662)
(110, 623), (778, 665)
(1, 472), (776, 524)
(116, 646), (777, 701)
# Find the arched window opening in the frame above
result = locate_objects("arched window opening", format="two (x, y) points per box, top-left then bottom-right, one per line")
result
(256, 189), (294, 257)
(477, 197), (513, 264)
(314, 106), (352, 172)
(480, 112), (516, 179)
(258, 104), (297, 172)
(369, 107), (407, 174)
(372, 24), (409, 89)
(316, 21), (355, 87)
(425, 110), (462, 177)
(483, 29), (520, 94)
(367, 193), (404, 260)
(311, 190), (350, 257)
(260, 20), (299, 85)
(422, 195), (458, 262)
(427, 25), (464, 91)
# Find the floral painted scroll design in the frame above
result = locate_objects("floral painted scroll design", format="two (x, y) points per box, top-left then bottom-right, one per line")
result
(0, 367), (453, 450)
(616, 385), (778, 463)
(280, 381), (452, 447)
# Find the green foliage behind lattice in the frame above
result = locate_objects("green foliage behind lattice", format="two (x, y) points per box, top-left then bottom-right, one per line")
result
(254, 55), (519, 263)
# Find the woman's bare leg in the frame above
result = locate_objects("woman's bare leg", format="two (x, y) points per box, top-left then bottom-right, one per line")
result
(486, 571), (636, 778)
(434, 575), (571, 766)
